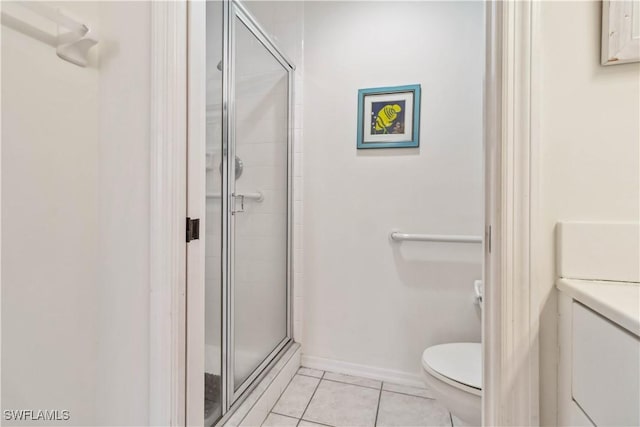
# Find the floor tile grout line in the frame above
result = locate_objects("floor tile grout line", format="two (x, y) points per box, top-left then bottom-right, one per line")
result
(322, 372), (431, 395)
(318, 376), (434, 400)
(268, 411), (300, 421)
(290, 370), (439, 427)
(320, 377), (382, 391)
(302, 373), (434, 398)
(380, 389), (435, 401)
(298, 367), (324, 374)
(299, 418), (335, 427)
(297, 372), (324, 380)
(270, 369), (304, 415)
(373, 382), (383, 427)
(304, 367), (432, 393)
(299, 371), (325, 424)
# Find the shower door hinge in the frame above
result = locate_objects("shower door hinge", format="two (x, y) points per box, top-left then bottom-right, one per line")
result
(186, 217), (200, 243)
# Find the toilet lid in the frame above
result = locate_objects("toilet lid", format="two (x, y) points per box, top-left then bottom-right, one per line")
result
(422, 343), (482, 391)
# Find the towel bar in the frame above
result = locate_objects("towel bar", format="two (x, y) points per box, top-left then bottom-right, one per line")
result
(390, 232), (482, 243)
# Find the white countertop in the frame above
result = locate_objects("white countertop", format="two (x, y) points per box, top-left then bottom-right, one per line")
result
(557, 278), (640, 336)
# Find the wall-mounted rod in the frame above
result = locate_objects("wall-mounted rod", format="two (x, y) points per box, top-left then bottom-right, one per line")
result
(390, 232), (482, 243)
(21, 2), (87, 35)
(5, 2), (99, 67)
(207, 191), (264, 202)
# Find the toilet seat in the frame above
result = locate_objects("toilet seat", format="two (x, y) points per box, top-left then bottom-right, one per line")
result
(421, 343), (482, 397)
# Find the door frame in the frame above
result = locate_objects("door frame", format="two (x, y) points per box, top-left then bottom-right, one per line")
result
(482, 1), (540, 425)
(148, 1), (541, 425)
(185, 0), (207, 423)
(149, 1), (188, 425)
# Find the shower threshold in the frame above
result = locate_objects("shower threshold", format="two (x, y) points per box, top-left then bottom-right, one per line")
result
(216, 342), (301, 427)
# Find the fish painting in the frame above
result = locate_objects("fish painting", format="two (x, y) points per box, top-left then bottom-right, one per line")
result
(371, 100), (406, 134)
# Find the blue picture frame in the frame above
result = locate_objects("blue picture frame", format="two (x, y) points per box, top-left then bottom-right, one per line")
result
(357, 84), (421, 149)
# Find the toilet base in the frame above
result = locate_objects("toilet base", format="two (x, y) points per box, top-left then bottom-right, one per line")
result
(422, 369), (481, 426)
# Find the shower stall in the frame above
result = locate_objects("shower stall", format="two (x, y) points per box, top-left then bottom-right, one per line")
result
(196, 1), (295, 425)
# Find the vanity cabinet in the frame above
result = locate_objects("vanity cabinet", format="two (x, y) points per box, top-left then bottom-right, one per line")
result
(557, 279), (640, 426)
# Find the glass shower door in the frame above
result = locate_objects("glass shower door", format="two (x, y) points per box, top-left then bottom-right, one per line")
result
(230, 12), (291, 397)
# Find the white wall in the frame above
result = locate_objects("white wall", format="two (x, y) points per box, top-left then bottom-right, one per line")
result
(2, 3), (100, 423)
(536, 2), (640, 424)
(94, 3), (150, 425)
(302, 1), (484, 379)
(1, 2), (151, 425)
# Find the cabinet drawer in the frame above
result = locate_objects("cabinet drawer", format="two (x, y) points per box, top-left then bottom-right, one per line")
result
(572, 302), (640, 426)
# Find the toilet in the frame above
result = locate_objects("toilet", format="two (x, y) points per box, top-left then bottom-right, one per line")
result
(421, 280), (483, 425)
(421, 342), (482, 426)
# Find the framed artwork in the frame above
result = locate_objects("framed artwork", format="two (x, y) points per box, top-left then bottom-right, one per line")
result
(357, 84), (421, 149)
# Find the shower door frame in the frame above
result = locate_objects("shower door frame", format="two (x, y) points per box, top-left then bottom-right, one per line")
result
(184, 0), (295, 424)
(224, 0), (296, 408)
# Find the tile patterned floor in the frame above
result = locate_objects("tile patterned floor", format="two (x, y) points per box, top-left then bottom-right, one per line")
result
(262, 367), (458, 427)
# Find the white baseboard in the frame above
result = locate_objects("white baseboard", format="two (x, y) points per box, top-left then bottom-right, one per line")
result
(301, 354), (425, 388)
